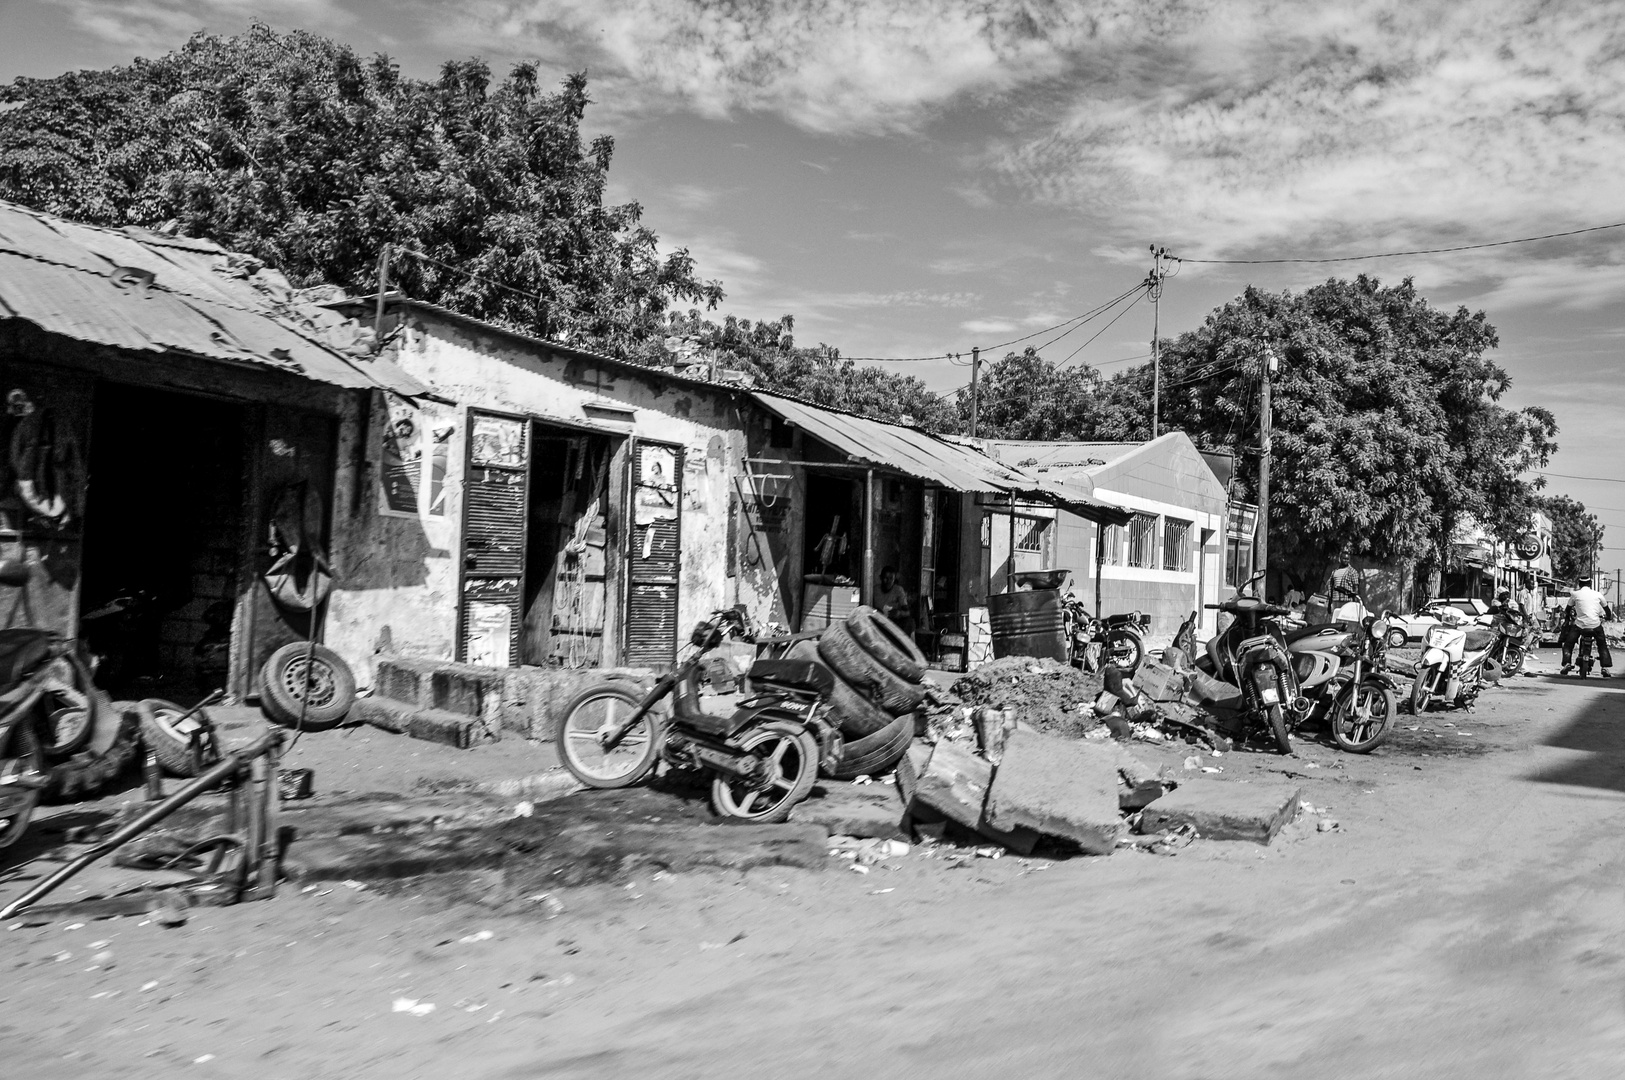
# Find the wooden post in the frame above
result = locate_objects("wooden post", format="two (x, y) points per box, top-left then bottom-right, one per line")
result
(1094, 519), (1105, 619)
(863, 468), (876, 605)
(968, 347), (982, 438)
(1258, 348), (1275, 600)
(374, 244), (390, 349)
(1006, 498), (1017, 594)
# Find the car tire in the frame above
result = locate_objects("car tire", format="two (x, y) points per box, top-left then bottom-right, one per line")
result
(46, 697), (140, 802)
(844, 606), (928, 683)
(137, 698), (220, 778)
(823, 711), (914, 780)
(259, 643), (357, 731)
(817, 621), (926, 715)
(825, 668), (895, 738)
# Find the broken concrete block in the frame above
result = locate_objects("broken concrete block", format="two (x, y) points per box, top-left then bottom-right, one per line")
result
(894, 739), (934, 807)
(985, 728), (1123, 854)
(374, 657), (439, 708)
(910, 739), (1039, 855)
(352, 695), (413, 734)
(1136, 779), (1302, 845)
(793, 782), (909, 841)
(406, 707), (485, 749)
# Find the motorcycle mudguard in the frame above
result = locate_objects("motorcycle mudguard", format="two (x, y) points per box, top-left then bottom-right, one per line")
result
(1421, 647), (1451, 669)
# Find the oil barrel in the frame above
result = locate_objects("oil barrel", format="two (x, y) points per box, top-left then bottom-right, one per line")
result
(988, 588), (1067, 661)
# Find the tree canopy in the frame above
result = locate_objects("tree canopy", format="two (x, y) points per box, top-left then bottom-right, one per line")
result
(1538, 494), (1604, 584)
(972, 277), (1557, 590)
(953, 347), (1102, 440)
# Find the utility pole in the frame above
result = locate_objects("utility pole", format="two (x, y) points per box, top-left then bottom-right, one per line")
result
(968, 346), (982, 438)
(1148, 246), (1169, 439)
(373, 243), (391, 349)
(1257, 345), (1277, 599)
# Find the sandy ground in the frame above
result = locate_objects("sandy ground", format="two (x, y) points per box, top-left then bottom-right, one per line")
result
(3, 647), (1624, 1080)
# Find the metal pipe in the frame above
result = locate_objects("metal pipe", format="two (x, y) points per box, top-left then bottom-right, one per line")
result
(864, 469), (876, 604)
(0, 729), (284, 920)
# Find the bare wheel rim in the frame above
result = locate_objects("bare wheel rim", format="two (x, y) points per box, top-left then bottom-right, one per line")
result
(562, 693), (655, 781)
(40, 659), (92, 751)
(715, 728), (810, 819)
(1338, 684), (1390, 746)
(280, 656), (338, 709)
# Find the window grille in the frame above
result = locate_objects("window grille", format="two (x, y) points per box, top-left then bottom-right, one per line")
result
(1163, 518), (1192, 572)
(1127, 513), (1158, 569)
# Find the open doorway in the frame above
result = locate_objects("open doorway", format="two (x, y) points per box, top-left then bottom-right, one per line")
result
(520, 427), (612, 667)
(79, 384), (247, 701)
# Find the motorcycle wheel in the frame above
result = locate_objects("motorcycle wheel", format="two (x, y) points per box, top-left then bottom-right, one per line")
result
(0, 721), (43, 849)
(1501, 643), (1525, 677)
(1265, 704), (1293, 755)
(1409, 665), (1435, 714)
(556, 684), (661, 789)
(1104, 630), (1144, 675)
(1330, 680), (1396, 753)
(1386, 626), (1410, 649)
(711, 720), (819, 824)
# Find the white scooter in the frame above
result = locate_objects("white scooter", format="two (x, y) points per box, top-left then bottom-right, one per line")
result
(1409, 613), (1500, 713)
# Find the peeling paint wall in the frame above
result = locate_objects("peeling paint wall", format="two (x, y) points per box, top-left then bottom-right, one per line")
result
(324, 307), (747, 681)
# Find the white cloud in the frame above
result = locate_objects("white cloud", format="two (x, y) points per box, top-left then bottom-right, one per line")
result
(961, 318), (1016, 333)
(48, 0), (351, 52)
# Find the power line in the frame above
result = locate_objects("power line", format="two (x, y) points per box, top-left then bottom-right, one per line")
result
(1058, 286), (1151, 366)
(1168, 219), (1625, 265)
(985, 283), (1148, 353)
(1538, 471), (1625, 484)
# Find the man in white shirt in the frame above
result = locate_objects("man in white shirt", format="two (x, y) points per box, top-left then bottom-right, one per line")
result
(1561, 584), (1612, 677)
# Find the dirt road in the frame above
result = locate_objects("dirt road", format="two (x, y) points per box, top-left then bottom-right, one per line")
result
(5, 658), (1624, 1079)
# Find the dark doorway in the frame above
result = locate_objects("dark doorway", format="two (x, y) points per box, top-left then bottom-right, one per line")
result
(521, 429), (612, 667)
(79, 384), (247, 700)
(803, 473), (862, 583)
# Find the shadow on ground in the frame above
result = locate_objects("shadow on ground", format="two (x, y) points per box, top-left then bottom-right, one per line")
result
(1526, 683), (1625, 794)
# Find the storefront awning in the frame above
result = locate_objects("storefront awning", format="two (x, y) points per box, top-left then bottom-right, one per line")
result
(752, 391), (1132, 524)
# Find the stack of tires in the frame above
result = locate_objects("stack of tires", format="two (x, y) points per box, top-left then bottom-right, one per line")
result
(810, 606), (928, 780)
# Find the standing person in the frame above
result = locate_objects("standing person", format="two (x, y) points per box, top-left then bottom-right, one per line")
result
(1561, 583), (1613, 677)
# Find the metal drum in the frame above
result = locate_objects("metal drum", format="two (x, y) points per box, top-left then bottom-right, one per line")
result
(988, 588), (1068, 662)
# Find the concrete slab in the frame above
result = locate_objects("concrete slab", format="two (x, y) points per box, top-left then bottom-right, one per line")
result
(793, 781), (909, 840)
(985, 728), (1123, 855)
(1136, 779), (1302, 845)
(352, 696), (412, 734)
(911, 739), (1040, 854)
(406, 707), (489, 749)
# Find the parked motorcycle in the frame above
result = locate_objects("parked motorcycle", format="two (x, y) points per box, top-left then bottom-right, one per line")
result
(556, 607), (844, 822)
(1190, 572), (1305, 754)
(0, 559), (122, 847)
(1484, 609), (1533, 677)
(1409, 613), (1499, 712)
(1288, 614), (1398, 753)
(1062, 592), (1148, 674)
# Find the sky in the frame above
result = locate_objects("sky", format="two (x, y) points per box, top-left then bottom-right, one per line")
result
(4, 0), (1623, 569)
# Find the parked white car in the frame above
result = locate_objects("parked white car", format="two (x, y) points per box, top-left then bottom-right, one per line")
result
(1387, 598), (1493, 646)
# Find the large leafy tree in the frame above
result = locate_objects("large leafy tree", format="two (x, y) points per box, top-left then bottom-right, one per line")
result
(1083, 277), (1557, 591)
(661, 310), (958, 429)
(1538, 495), (1603, 584)
(0, 25), (721, 357)
(955, 348), (1102, 440)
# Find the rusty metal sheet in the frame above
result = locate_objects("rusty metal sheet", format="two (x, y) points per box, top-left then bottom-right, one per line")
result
(0, 201), (425, 396)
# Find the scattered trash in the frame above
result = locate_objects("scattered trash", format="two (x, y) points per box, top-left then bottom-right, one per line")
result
(1318, 819), (1340, 832)
(525, 894), (565, 919)
(341, 880), (367, 891)
(1183, 755), (1203, 771)
(1200, 766), (1223, 773)
(63, 922), (85, 931)
(141, 980), (159, 992)
(52, 951), (71, 962)
(828, 836), (909, 865)
(392, 998), (436, 1016)
(1305, 762), (1320, 769)
(1082, 726), (1112, 741)
(972, 846), (1004, 859)
(457, 930), (494, 944)
(848, 864), (871, 875)
(194, 1054), (216, 1064)
(850, 775), (874, 785)
(91, 950), (115, 969)
(149, 897), (188, 928)
(869, 888), (895, 894)
(512, 801), (535, 818)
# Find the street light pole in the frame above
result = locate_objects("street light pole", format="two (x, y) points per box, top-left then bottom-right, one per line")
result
(1257, 345), (1277, 600)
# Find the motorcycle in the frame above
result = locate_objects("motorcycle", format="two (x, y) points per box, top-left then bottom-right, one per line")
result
(1062, 591), (1148, 674)
(1286, 613), (1398, 753)
(1185, 571), (1305, 754)
(0, 559), (117, 847)
(556, 607), (844, 823)
(1409, 613), (1499, 712)
(1484, 608), (1533, 677)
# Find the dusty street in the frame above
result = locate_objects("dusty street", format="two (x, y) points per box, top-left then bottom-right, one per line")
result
(4, 657), (1624, 1080)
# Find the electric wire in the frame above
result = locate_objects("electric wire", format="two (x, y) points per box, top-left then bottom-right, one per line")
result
(1167, 219), (1625, 265)
(1537, 471), (1625, 485)
(1058, 286), (1151, 366)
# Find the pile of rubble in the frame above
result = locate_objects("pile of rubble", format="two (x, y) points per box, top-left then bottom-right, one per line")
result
(949, 657), (1104, 738)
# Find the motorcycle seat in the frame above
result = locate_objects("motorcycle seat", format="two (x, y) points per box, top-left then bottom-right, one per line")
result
(1282, 623), (1339, 645)
(746, 659), (834, 698)
(1464, 627), (1497, 652)
(0, 628), (51, 687)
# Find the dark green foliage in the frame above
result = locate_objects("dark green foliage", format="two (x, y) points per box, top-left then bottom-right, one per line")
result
(955, 347), (1101, 439)
(1537, 494), (1603, 584)
(0, 25), (722, 356)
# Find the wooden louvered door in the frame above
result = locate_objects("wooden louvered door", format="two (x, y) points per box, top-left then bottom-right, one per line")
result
(624, 439), (684, 668)
(458, 410), (530, 666)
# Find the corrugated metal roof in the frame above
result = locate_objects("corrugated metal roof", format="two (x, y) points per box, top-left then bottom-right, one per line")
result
(0, 200), (426, 396)
(751, 391), (1132, 524)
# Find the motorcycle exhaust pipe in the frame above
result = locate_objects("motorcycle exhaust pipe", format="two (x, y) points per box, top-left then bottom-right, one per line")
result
(1444, 676), (1462, 701)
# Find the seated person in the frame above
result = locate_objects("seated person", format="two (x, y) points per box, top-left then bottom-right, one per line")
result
(876, 565), (915, 634)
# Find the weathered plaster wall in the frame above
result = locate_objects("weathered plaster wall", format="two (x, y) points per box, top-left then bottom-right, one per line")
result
(327, 308), (747, 678)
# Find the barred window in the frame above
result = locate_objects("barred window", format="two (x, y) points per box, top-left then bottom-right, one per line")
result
(1163, 518), (1192, 572)
(1127, 513), (1158, 568)
(1014, 514), (1048, 554)
(1102, 522), (1125, 566)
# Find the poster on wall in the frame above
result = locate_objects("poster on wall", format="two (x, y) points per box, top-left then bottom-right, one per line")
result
(633, 443), (678, 524)
(464, 600), (514, 667)
(426, 424), (451, 517)
(470, 415), (526, 468)
(379, 399), (421, 517)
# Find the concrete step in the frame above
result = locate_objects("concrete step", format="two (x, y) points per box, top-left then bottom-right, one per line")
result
(407, 707), (488, 750)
